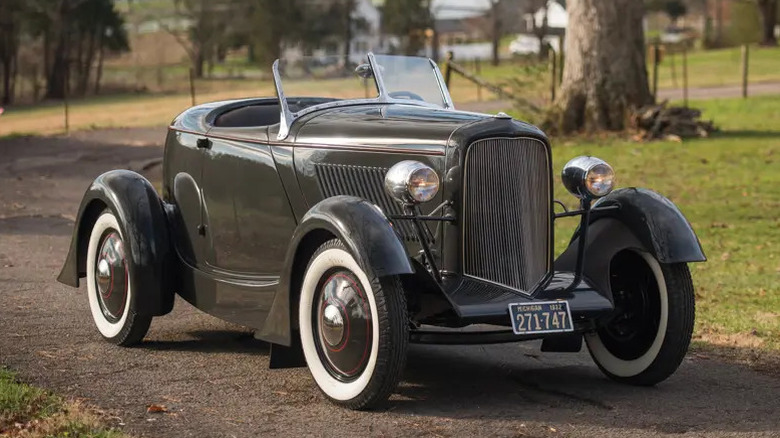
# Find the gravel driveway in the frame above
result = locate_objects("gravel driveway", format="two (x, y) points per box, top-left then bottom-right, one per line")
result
(0, 128), (778, 437)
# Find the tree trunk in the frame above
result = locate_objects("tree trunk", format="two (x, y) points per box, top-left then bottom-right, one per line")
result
(758, 0), (778, 46)
(94, 37), (105, 94)
(2, 58), (14, 105)
(551, 0), (652, 133)
(343, 0), (353, 68)
(46, 1), (71, 100)
(490, 4), (500, 66)
(534, 7), (549, 61)
(46, 31), (69, 99)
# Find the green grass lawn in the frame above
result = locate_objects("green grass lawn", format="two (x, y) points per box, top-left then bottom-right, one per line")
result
(655, 45), (780, 89)
(0, 368), (124, 437)
(550, 95), (780, 351)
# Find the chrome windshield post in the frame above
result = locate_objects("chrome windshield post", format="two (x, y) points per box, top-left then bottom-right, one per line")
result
(272, 60), (294, 140)
(429, 59), (455, 110)
(366, 52), (389, 103)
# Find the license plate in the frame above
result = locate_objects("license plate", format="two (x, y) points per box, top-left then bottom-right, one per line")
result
(508, 301), (574, 335)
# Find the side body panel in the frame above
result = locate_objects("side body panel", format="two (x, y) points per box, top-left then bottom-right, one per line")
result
(195, 127), (298, 326)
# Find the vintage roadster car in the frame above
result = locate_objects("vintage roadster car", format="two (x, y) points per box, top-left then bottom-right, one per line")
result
(58, 54), (705, 409)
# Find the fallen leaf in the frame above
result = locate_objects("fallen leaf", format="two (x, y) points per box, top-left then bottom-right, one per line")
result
(146, 404), (168, 414)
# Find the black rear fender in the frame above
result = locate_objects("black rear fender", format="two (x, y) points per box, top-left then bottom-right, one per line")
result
(57, 170), (175, 316)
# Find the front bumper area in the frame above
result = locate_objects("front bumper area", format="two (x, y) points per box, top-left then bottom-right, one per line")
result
(409, 272), (613, 345)
(447, 271), (614, 324)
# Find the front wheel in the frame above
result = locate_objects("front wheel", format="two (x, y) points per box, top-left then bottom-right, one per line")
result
(586, 249), (695, 386)
(86, 211), (151, 346)
(298, 239), (408, 410)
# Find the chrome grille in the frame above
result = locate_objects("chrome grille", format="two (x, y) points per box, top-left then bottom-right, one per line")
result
(463, 137), (551, 293)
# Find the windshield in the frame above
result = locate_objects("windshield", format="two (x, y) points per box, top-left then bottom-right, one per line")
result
(273, 52), (452, 139)
(276, 55), (378, 104)
(372, 54), (447, 108)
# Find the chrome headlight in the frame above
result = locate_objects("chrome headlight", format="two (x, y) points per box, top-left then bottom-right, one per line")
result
(562, 156), (615, 199)
(384, 160), (440, 204)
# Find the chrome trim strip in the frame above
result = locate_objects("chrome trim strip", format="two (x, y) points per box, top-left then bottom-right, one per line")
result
(167, 127), (446, 156)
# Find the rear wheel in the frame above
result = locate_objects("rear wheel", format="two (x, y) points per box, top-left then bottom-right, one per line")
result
(586, 249), (695, 385)
(86, 211), (151, 346)
(298, 239), (408, 410)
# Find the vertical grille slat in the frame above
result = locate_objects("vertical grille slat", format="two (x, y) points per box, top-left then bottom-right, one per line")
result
(463, 137), (551, 293)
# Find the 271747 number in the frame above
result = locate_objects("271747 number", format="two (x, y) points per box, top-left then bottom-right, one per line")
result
(508, 301), (573, 335)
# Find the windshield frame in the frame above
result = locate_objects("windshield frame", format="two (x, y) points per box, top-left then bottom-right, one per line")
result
(272, 52), (455, 140)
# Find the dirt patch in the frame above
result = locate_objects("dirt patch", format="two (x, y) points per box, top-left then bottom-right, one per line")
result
(698, 332), (765, 349)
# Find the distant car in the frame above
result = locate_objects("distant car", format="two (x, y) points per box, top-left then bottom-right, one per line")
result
(58, 53), (706, 410)
(509, 34), (560, 55)
(660, 27), (697, 46)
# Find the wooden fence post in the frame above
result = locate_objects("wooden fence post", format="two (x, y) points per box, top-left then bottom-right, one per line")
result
(682, 46), (688, 107)
(549, 49), (557, 102)
(558, 39), (564, 85)
(741, 44), (749, 98)
(64, 66), (70, 135)
(652, 41), (660, 102)
(444, 51), (454, 89)
(476, 59), (483, 101)
(189, 68), (196, 106)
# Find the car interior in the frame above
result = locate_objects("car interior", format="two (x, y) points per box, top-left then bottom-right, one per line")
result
(211, 98), (339, 128)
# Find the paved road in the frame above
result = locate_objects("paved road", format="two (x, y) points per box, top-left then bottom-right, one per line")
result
(656, 81), (780, 101)
(1, 129), (778, 437)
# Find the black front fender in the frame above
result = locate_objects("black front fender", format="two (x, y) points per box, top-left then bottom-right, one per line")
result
(258, 195), (413, 347)
(589, 188), (706, 263)
(556, 188), (705, 300)
(57, 170), (174, 316)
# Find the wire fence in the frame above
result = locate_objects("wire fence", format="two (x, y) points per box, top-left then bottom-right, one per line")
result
(1, 44), (777, 137)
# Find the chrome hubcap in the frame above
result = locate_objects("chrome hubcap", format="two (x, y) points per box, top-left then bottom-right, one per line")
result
(314, 270), (372, 381)
(94, 231), (128, 322)
(321, 303), (345, 347)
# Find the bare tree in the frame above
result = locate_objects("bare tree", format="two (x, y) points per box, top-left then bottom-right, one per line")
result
(757, 0), (778, 46)
(0, 1), (24, 104)
(550, 0), (652, 133)
(525, 0), (550, 60)
(163, 0), (236, 78)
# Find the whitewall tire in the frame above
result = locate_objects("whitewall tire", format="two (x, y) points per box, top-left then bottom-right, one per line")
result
(299, 239), (408, 409)
(586, 249), (695, 385)
(86, 211), (151, 346)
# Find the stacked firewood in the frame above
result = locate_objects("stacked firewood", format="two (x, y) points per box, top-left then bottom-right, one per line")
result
(632, 101), (717, 141)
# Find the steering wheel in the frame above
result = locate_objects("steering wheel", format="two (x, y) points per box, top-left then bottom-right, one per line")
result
(389, 91), (425, 102)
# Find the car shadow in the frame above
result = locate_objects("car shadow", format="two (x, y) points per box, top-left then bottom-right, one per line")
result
(140, 329), (270, 355)
(387, 343), (779, 434)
